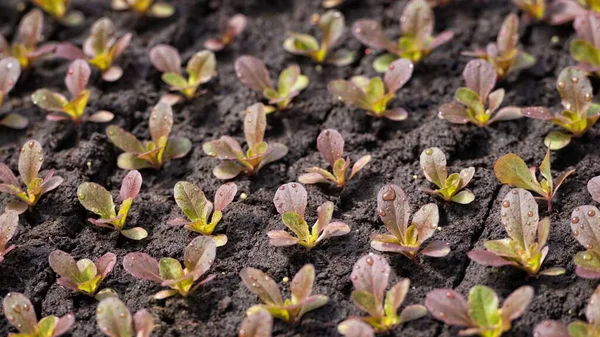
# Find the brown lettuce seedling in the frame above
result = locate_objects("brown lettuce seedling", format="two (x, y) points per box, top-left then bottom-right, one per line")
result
(235, 55), (309, 112)
(568, 204), (600, 279)
(123, 236), (216, 299)
(0, 211), (18, 263)
(3, 292), (74, 337)
(77, 170), (147, 240)
(298, 129), (371, 187)
(203, 103), (288, 179)
(49, 250), (116, 298)
(167, 181), (237, 247)
(239, 308), (273, 337)
(240, 264), (328, 323)
(570, 12), (600, 76)
(111, 0), (175, 17)
(426, 285), (534, 337)
(283, 10), (354, 67)
(106, 102), (192, 170)
(352, 0), (453, 72)
(338, 253), (426, 334)
(494, 149), (574, 212)
(328, 58), (414, 120)
(439, 59), (522, 127)
(468, 188), (565, 276)
(33, 0), (83, 26)
(268, 182), (350, 248)
(420, 147), (475, 204)
(371, 184), (449, 260)
(204, 14), (247, 51)
(0, 57), (28, 130)
(97, 297), (154, 337)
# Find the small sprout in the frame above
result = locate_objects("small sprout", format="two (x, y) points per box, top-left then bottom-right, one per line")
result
(49, 250), (116, 298)
(338, 253), (426, 333)
(96, 297), (154, 337)
(494, 149), (574, 212)
(33, 0), (83, 25)
(239, 308), (273, 337)
(0, 211), (18, 263)
(204, 14), (247, 51)
(298, 129), (371, 187)
(0, 139), (64, 211)
(111, 0), (175, 17)
(569, 204), (600, 279)
(419, 147), (475, 204)
(106, 102), (192, 170)
(426, 285), (534, 337)
(371, 184), (449, 260)
(240, 264), (328, 323)
(268, 182), (350, 248)
(328, 58), (414, 120)
(323, 0), (344, 8)
(352, 0), (454, 72)
(438, 59), (522, 127)
(3, 292), (75, 337)
(235, 55), (309, 112)
(167, 181), (237, 247)
(0, 57), (28, 130)
(77, 170), (147, 240)
(570, 12), (600, 76)
(123, 236), (216, 299)
(468, 188), (565, 277)
(203, 103), (288, 179)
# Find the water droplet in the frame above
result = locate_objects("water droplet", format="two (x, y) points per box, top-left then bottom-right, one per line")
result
(337, 96), (342, 101)
(528, 211), (534, 217)
(79, 193), (86, 200)
(571, 77), (579, 83)
(351, 275), (357, 280)
(572, 216), (580, 224)
(587, 244), (594, 250)
(585, 92), (592, 101)
(382, 188), (396, 201)
(23, 304), (29, 312)
(119, 312), (126, 318)
(502, 201), (510, 208)
(501, 212), (507, 217)
(291, 183), (297, 188)
(279, 185), (285, 191)
(97, 307), (103, 313)
(445, 292), (454, 299)
(439, 312), (447, 319)
(366, 256), (374, 266)
(12, 304), (21, 314)
(378, 209), (386, 217)
(425, 148), (433, 155)
(389, 64), (395, 70)
(574, 229), (580, 236)
(28, 141), (34, 148)
(583, 252), (593, 261)
(589, 210), (596, 217)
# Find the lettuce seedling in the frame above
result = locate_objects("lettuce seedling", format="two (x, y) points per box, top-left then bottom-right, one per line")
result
(0, 211), (18, 263)
(96, 297), (154, 337)
(426, 285), (534, 337)
(204, 14), (247, 51)
(49, 250), (116, 298)
(298, 129), (371, 187)
(494, 149), (574, 212)
(0, 140), (64, 211)
(33, 0), (83, 26)
(240, 264), (328, 323)
(371, 184), (450, 260)
(77, 170), (147, 240)
(239, 308), (273, 337)
(235, 55), (309, 112)
(283, 10), (354, 67)
(438, 59), (522, 127)
(268, 182), (350, 248)
(512, 0), (589, 25)
(570, 12), (600, 76)
(123, 236), (216, 299)
(203, 103), (288, 179)
(0, 57), (28, 130)
(420, 147), (475, 204)
(468, 188), (566, 276)
(328, 58), (414, 120)
(106, 102), (192, 170)
(568, 204), (600, 279)
(3, 292), (74, 337)
(167, 181), (237, 247)
(111, 0), (175, 17)
(352, 0), (453, 72)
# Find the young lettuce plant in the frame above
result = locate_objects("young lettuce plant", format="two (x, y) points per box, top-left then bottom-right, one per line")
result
(239, 308), (273, 337)
(570, 12), (600, 76)
(204, 14), (247, 51)
(106, 102), (192, 170)
(77, 170), (147, 240)
(425, 285), (534, 337)
(123, 236), (216, 299)
(268, 182), (350, 248)
(569, 205), (600, 279)
(352, 0), (453, 72)
(327, 58), (414, 121)
(111, 0), (175, 18)
(203, 103), (288, 179)
(235, 55), (309, 112)
(0, 57), (28, 130)
(239, 264), (328, 323)
(371, 184), (450, 260)
(0, 211), (18, 263)
(420, 147), (475, 204)
(96, 297), (154, 337)
(33, 0), (83, 26)
(3, 292), (74, 337)
(298, 129), (371, 187)
(513, 0), (589, 25)
(468, 188), (566, 277)
(49, 250), (117, 298)
(167, 181), (237, 247)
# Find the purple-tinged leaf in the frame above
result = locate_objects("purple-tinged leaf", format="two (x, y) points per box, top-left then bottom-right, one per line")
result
(377, 184), (409, 240)
(556, 66), (592, 114)
(96, 253), (117, 279)
(439, 102), (469, 124)
(328, 80), (372, 111)
(96, 297), (133, 337)
(133, 309), (154, 337)
(173, 181), (210, 222)
(521, 107), (555, 120)
(291, 264), (315, 304)
(54, 313), (75, 336)
(149, 44), (181, 74)
(421, 241), (450, 257)
(500, 286), (534, 322)
(187, 50), (216, 85)
(164, 137), (192, 161)
(2, 292), (38, 334)
(428, 30), (454, 50)
(319, 10), (344, 50)
(87, 110), (114, 123)
(260, 143), (288, 168)
(400, 0), (434, 41)
(77, 182), (116, 219)
(574, 12), (600, 51)
(425, 289), (471, 326)
(203, 136), (244, 160)
(318, 222), (350, 242)
(85, 18), (113, 56)
(240, 308), (272, 337)
(235, 55), (272, 92)
(214, 182), (237, 212)
(571, 205), (600, 252)
(298, 172), (329, 185)
(244, 103), (266, 148)
(468, 249), (515, 267)
(351, 253), (389, 306)
(109, 33), (132, 61)
(490, 106), (522, 123)
(123, 252), (162, 283)
(65, 60), (91, 98)
(18, 140), (43, 187)
(183, 236), (216, 280)
(337, 319), (375, 337)
(149, 102), (173, 145)
(576, 265), (600, 279)
(204, 39), (225, 51)
(267, 230), (299, 246)
(0, 211), (18, 254)
(384, 279), (409, 317)
(273, 183), (307, 218)
(213, 162), (245, 180)
(533, 320), (570, 337)
(382, 107), (408, 121)
(53, 42), (86, 60)
(501, 188), (539, 250)
(120, 170), (142, 201)
(351, 20), (396, 53)
(18, 9), (43, 49)
(420, 147), (447, 188)
(0, 163), (19, 187)
(106, 126), (145, 154)
(497, 13), (519, 54)
(384, 58), (413, 94)
(398, 304), (428, 323)
(586, 286), (600, 326)
(317, 129), (344, 166)
(463, 59), (496, 100)
(239, 267), (284, 306)
(413, 203), (439, 244)
(49, 250), (84, 284)
(349, 155), (371, 179)
(0, 57), (21, 97)
(587, 176), (600, 203)
(102, 66), (123, 82)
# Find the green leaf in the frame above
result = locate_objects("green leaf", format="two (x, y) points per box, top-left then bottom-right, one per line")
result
(277, 65), (300, 96)
(18, 140), (43, 188)
(283, 33), (320, 54)
(544, 131), (572, 150)
(494, 154), (544, 195)
(173, 181), (211, 223)
(484, 238), (519, 258)
(282, 211), (310, 242)
(570, 39), (600, 68)
(121, 227), (148, 240)
(96, 297), (133, 337)
(568, 321), (596, 337)
(419, 147), (448, 189)
(159, 257), (184, 281)
(450, 190), (475, 204)
(77, 182), (116, 219)
(468, 285), (501, 329)
(162, 72), (188, 89)
(384, 279), (409, 319)
(373, 54), (398, 73)
(37, 315), (58, 337)
(116, 153), (153, 170)
(455, 87), (484, 115)
(575, 251), (600, 273)
(186, 50), (216, 85)
(31, 89), (68, 111)
(352, 290), (382, 318)
(366, 77), (385, 102)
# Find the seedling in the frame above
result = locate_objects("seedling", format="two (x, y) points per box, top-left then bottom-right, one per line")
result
(420, 147), (475, 204)
(123, 236), (216, 299)
(283, 10), (354, 66)
(522, 66), (600, 149)
(0, 211), (18, 263)
(3, 292), (74, 337)
(352, 0), (453, 72)
(240, 264), (328, 323)
(0, 57), (28, 130)
(570, 12), (600, 76)
(328, 58), (414, 120)
(97, 297), (154, 337)
(468, 188), (565, 276)
(77, 170), (147, 240)
(203, 103), (288, 179)
(426, 285), (534, 337)
(111, 0), (175, 17)
(235, 55), (309, 112)
(167, 181), (237, 246)
(568, 204), (600, 279)
(512, 0), (587, 25)
(204, 14), (247, 51)
(298, 129), (371, 187)
(268, 182), (350, 248)
(49, 250), (116, 298)
(438, 59), (522, 127)
(33, 0), (83, 26)
(494, 149), (574, 212)
(239, 308), (273, 337)
(106, 102), (192, 170)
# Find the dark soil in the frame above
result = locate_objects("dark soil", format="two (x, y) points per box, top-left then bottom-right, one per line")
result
(0, 0), (598, 336)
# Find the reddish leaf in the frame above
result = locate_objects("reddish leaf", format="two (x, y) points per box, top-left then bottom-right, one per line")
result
(123, 252), (162, 283)
(439, 102), (470, 124)
(106, 126), (145, 154)
(500, 286), (534, 322)
(183, 236), (216, 280)
(239, 267), (284, 306)
(0, 57), (21, 96)
(244, 103), (266, 148)
(337, 319), (375, 337)
(327, 79), (372, 111)
(273, 183), (308, 218)
(214, 182), (237, 212)
(400, 0), (434, 40)
(235, 55), (272, 92)
(497, 13), (519, 54)
(291, 264), (315, 304)
(54, 313), (75, 336)
(17, 9), (43, 49)
(65, 59), (91, 98)
(377, 184), (409, 240)
(18, 140), (43, 187)
(351, 253), (390, 305)
(149, 102), (173, 145)
(351, 20), (396, 52)
(425, 289), (471, 326)
(501, 188), (539, 250)
(468, 249), (515, 267)
(96, 253), (117, 279)
(533, 320), (569, 337)
(421, 241), (450, 257)
(239, 308), (272, 337)
(149, 44), (181, 74)
(384, 58), (414, 94)
(96, 297), (133, 337)
(49, 250), (85, 284)
(0, 163), (19, 190)
(2, 292), (38, 334)
(226, 14), (247, 37)
(413, 203), (439, 244)
(133, 309), (154, 337)
(267, 230), (299, 246)
(587, 176), (600, 203)
(319, 10), (344, 50)
(556, 66), (592, 114)
(120, 170), (142, 201)
(574, 12), (600, 51)
(317, 129), (344, 166)
(0, 211), (18, 254)
(463, 59), (496, 100)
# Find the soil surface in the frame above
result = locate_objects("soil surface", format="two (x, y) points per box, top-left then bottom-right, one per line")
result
(0, 0), (598, 336)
